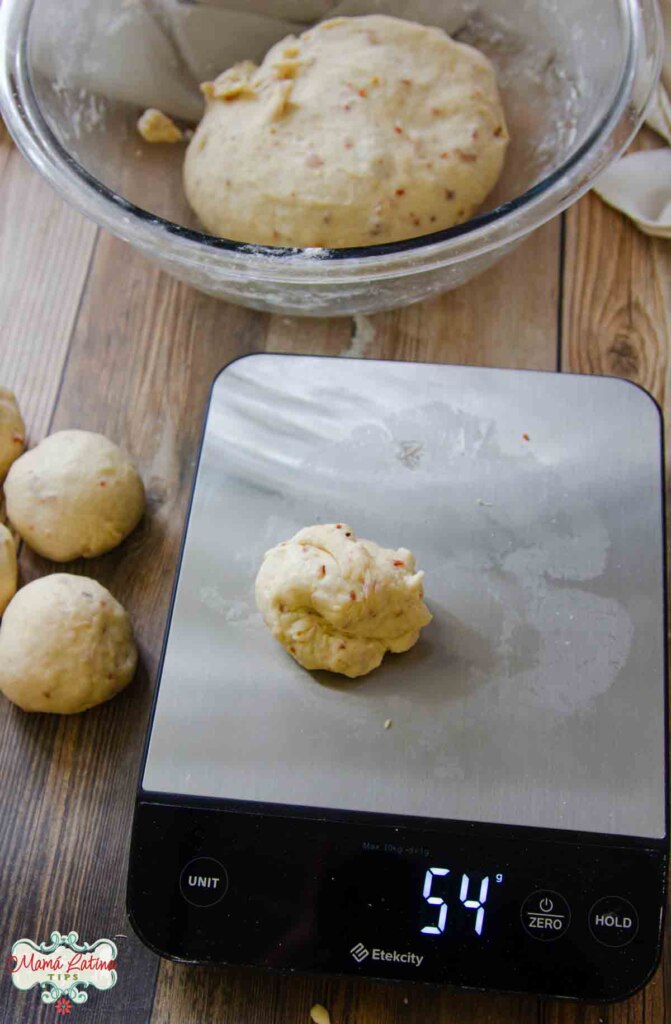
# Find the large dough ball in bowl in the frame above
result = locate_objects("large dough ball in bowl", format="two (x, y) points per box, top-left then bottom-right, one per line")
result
(184, 15), (509, 248)
(5, 430), (145, 561)
(0, 574), (138, 714)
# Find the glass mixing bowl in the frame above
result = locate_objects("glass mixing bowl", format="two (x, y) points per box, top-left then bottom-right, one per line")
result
(0, 0), (663, 316)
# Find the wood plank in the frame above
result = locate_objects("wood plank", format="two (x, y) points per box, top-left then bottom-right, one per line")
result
(152, 963), (539, 1024)
(361, 218), (561, 371)
(0, 132), (98, 441)
(0, 235), (266, 1024)
(544, 134), (671, 1024)
(0, 115), (12, 175)
(267, 217), (560, 372)
(0, 140), (99, 1021)
(561, 189), (671, 400)
(0, 203), (560, 1022)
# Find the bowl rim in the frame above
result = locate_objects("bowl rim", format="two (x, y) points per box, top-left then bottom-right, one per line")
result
(0, 0), (663, 277)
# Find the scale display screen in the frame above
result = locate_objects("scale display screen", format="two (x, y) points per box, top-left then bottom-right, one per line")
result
(418, 866), (497, 936)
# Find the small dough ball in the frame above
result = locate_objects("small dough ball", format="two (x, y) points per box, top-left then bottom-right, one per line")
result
(0, 388), (26, 480)
(0, 574), (138, 714)
(5, 430), (145, 562)
(0, 524), (18, 616)
(255, 523), (432, 678)
(184, 15), (509, 247)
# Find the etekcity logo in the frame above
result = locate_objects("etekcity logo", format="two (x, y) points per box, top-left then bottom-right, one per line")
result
(350, 942), (370, 963)
(350, 943), (425, 968)
(7, 931), (117, 1018)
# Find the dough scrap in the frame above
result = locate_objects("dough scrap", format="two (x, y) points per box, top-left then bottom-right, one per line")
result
(184, 14), (509, 247)
(5, 430), (145, 562)
(255, 523), (432, 678)
(0, 388), (26, 481)
(0, 574), (137, 714)
(137, 108), (184, 143)
(0, 524), (17, 617)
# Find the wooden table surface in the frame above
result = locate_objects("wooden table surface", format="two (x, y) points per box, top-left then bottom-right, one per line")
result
(0, 114), (669, 1024)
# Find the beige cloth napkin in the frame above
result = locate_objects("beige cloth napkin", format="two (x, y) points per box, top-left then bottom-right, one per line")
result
(593, 0), (671, 237)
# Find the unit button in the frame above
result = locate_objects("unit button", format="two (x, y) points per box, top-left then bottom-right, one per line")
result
(521, 890), (571, 941)
(179, 857), (229, 907)
(588, 897), (639, 947)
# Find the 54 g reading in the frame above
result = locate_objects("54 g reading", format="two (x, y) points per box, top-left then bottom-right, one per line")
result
(420, 867), (504, 938)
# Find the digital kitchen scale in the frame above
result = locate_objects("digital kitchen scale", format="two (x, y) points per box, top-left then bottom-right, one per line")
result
(127, 355), (668, 1002)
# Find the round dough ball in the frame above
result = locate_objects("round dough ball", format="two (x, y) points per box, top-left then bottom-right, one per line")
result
(0, 574), (138, 714)
(5, 430), (145, 562)
(0, 388), (26, 480)
(184, 15), (509, 248)
(255, 523), (432, 678)
(0, 524), (18, 616)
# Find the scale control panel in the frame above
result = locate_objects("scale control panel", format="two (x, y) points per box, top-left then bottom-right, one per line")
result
(128, 799), (667, 1002)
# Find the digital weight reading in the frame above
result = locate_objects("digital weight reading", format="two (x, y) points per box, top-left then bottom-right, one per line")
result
(420, 867), (504, 938)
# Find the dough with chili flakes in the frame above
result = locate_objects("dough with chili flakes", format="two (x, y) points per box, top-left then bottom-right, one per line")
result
(0, 388), (26, 480)
(0, 574), (137, 714)
(4, 430), (145, 562)
(255, 523), (432, 678)
(184, 14), (508, 247)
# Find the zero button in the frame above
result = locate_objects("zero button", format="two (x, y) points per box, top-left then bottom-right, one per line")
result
(521, 890), (571, 942)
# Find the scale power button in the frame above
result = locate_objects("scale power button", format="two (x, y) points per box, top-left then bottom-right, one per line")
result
(521, 890), (571, 942)
(588, 897), (639, 947)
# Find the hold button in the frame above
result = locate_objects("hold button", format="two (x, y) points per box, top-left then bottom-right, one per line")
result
(589, 897), (639, 947)
(179, 857), (229, 907)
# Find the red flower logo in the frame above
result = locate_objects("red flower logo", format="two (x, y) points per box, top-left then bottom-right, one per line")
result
(55, 996), (72, 1016)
